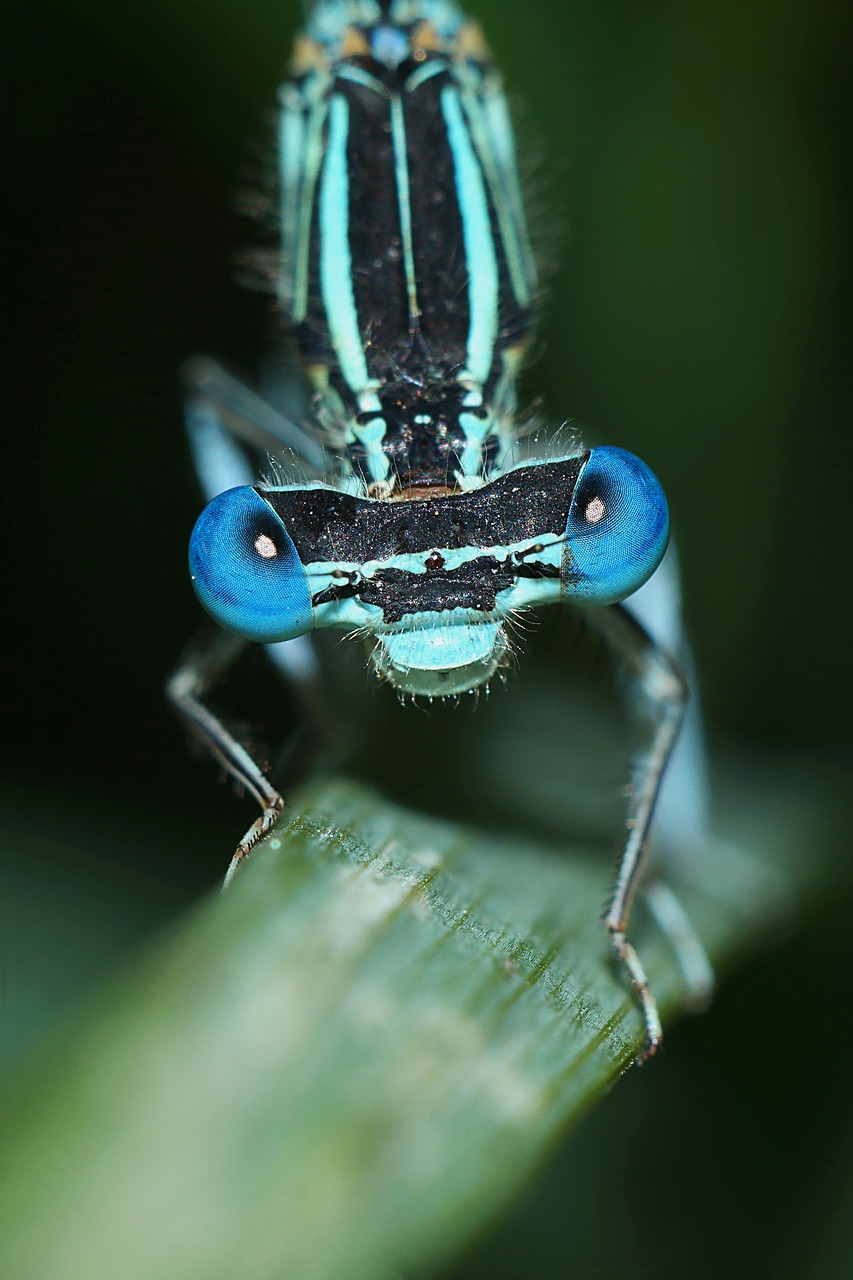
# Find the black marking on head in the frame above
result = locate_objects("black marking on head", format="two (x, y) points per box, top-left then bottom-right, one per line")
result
(361, 558), (515, 622)
(311, 553), (559, 620)
(261, 455), (586, 567)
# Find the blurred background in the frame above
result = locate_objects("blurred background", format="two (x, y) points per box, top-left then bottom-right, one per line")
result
(3, 0), (852, 1275)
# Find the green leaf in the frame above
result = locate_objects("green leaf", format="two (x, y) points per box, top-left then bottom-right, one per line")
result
(0, 748), (819, 1280)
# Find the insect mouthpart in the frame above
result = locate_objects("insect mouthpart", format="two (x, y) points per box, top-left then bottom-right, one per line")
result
(371, 614), (508, 697)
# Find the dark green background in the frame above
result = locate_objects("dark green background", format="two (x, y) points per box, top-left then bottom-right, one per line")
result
(4, 0), (852, 1276)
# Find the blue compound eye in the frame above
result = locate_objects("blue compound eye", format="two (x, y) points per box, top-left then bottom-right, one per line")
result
(562, 447), (670, 605)
(189, 487), (313, 642)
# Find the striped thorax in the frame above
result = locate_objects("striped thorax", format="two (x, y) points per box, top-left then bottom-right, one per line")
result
(278, 0), (536, 495)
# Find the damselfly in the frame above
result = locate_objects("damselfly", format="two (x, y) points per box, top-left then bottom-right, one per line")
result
(169, 0), (712, 1060)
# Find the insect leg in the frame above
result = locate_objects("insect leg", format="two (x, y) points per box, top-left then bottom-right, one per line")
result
(183, 355), (327, 491)
(588, 602), (688, 1062)
(167, 630), (284, 886)
(175, 361), (328, 883)
(625, 541), (710, 858)
(643, 880), (715, 1011)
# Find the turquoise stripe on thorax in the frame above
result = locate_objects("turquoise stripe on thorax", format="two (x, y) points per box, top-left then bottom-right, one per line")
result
(319, 95), (368, 392)
(403, 60), (449, 92)
(317, 93), (390, 483)
(458, 408), (490, 479)
(479, 85), (537, 304)
(457, 77), (534, 311)
(286, 93), (329, 323)
(389, 95), (419, 323)
(440, 85), (498, 389)
(350, 415), (392, 485)
(334, 63), (390, 96)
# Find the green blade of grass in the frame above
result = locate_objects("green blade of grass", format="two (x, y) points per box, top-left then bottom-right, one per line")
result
(0, 764), (820, 1280)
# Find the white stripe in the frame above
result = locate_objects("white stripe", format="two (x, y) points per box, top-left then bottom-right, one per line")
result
(389, 95), (420, 321)
(440, 86), (498, 387)
(319, 94), (371, 395)
(293, 96), (329, 323)
(481, 89), (537, 299)
(463, 88), (531, 309)
(336, 64), (390, 96)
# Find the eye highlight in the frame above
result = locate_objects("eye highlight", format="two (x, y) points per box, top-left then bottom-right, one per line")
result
(254, 532), (278, 559)
(562, 446), (669, 605)
(189, 487), (313, 643)
(584, 495), (606, 524)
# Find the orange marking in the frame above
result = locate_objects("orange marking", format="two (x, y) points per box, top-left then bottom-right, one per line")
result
(411, 20), (444, 54)
(501, 338), (532, 373)
(341, 26), (371, 58)
(453, 21), (490, 62)
(392, 484), (461, 502)
(289, 35), (327, 76)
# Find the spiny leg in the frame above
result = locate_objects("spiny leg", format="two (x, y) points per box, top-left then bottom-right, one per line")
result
(177, 360), (286, 883)
(167, 630), (285, 887)
(176, 358), (335, 884)
(588, 603), (688, 1063)
(265, 635), (332, 753)
(625, 541), (711, 860)
(623, 548), (716, 1014)
(643, 880), (715, 1012)
(182, 355), (328, 497)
